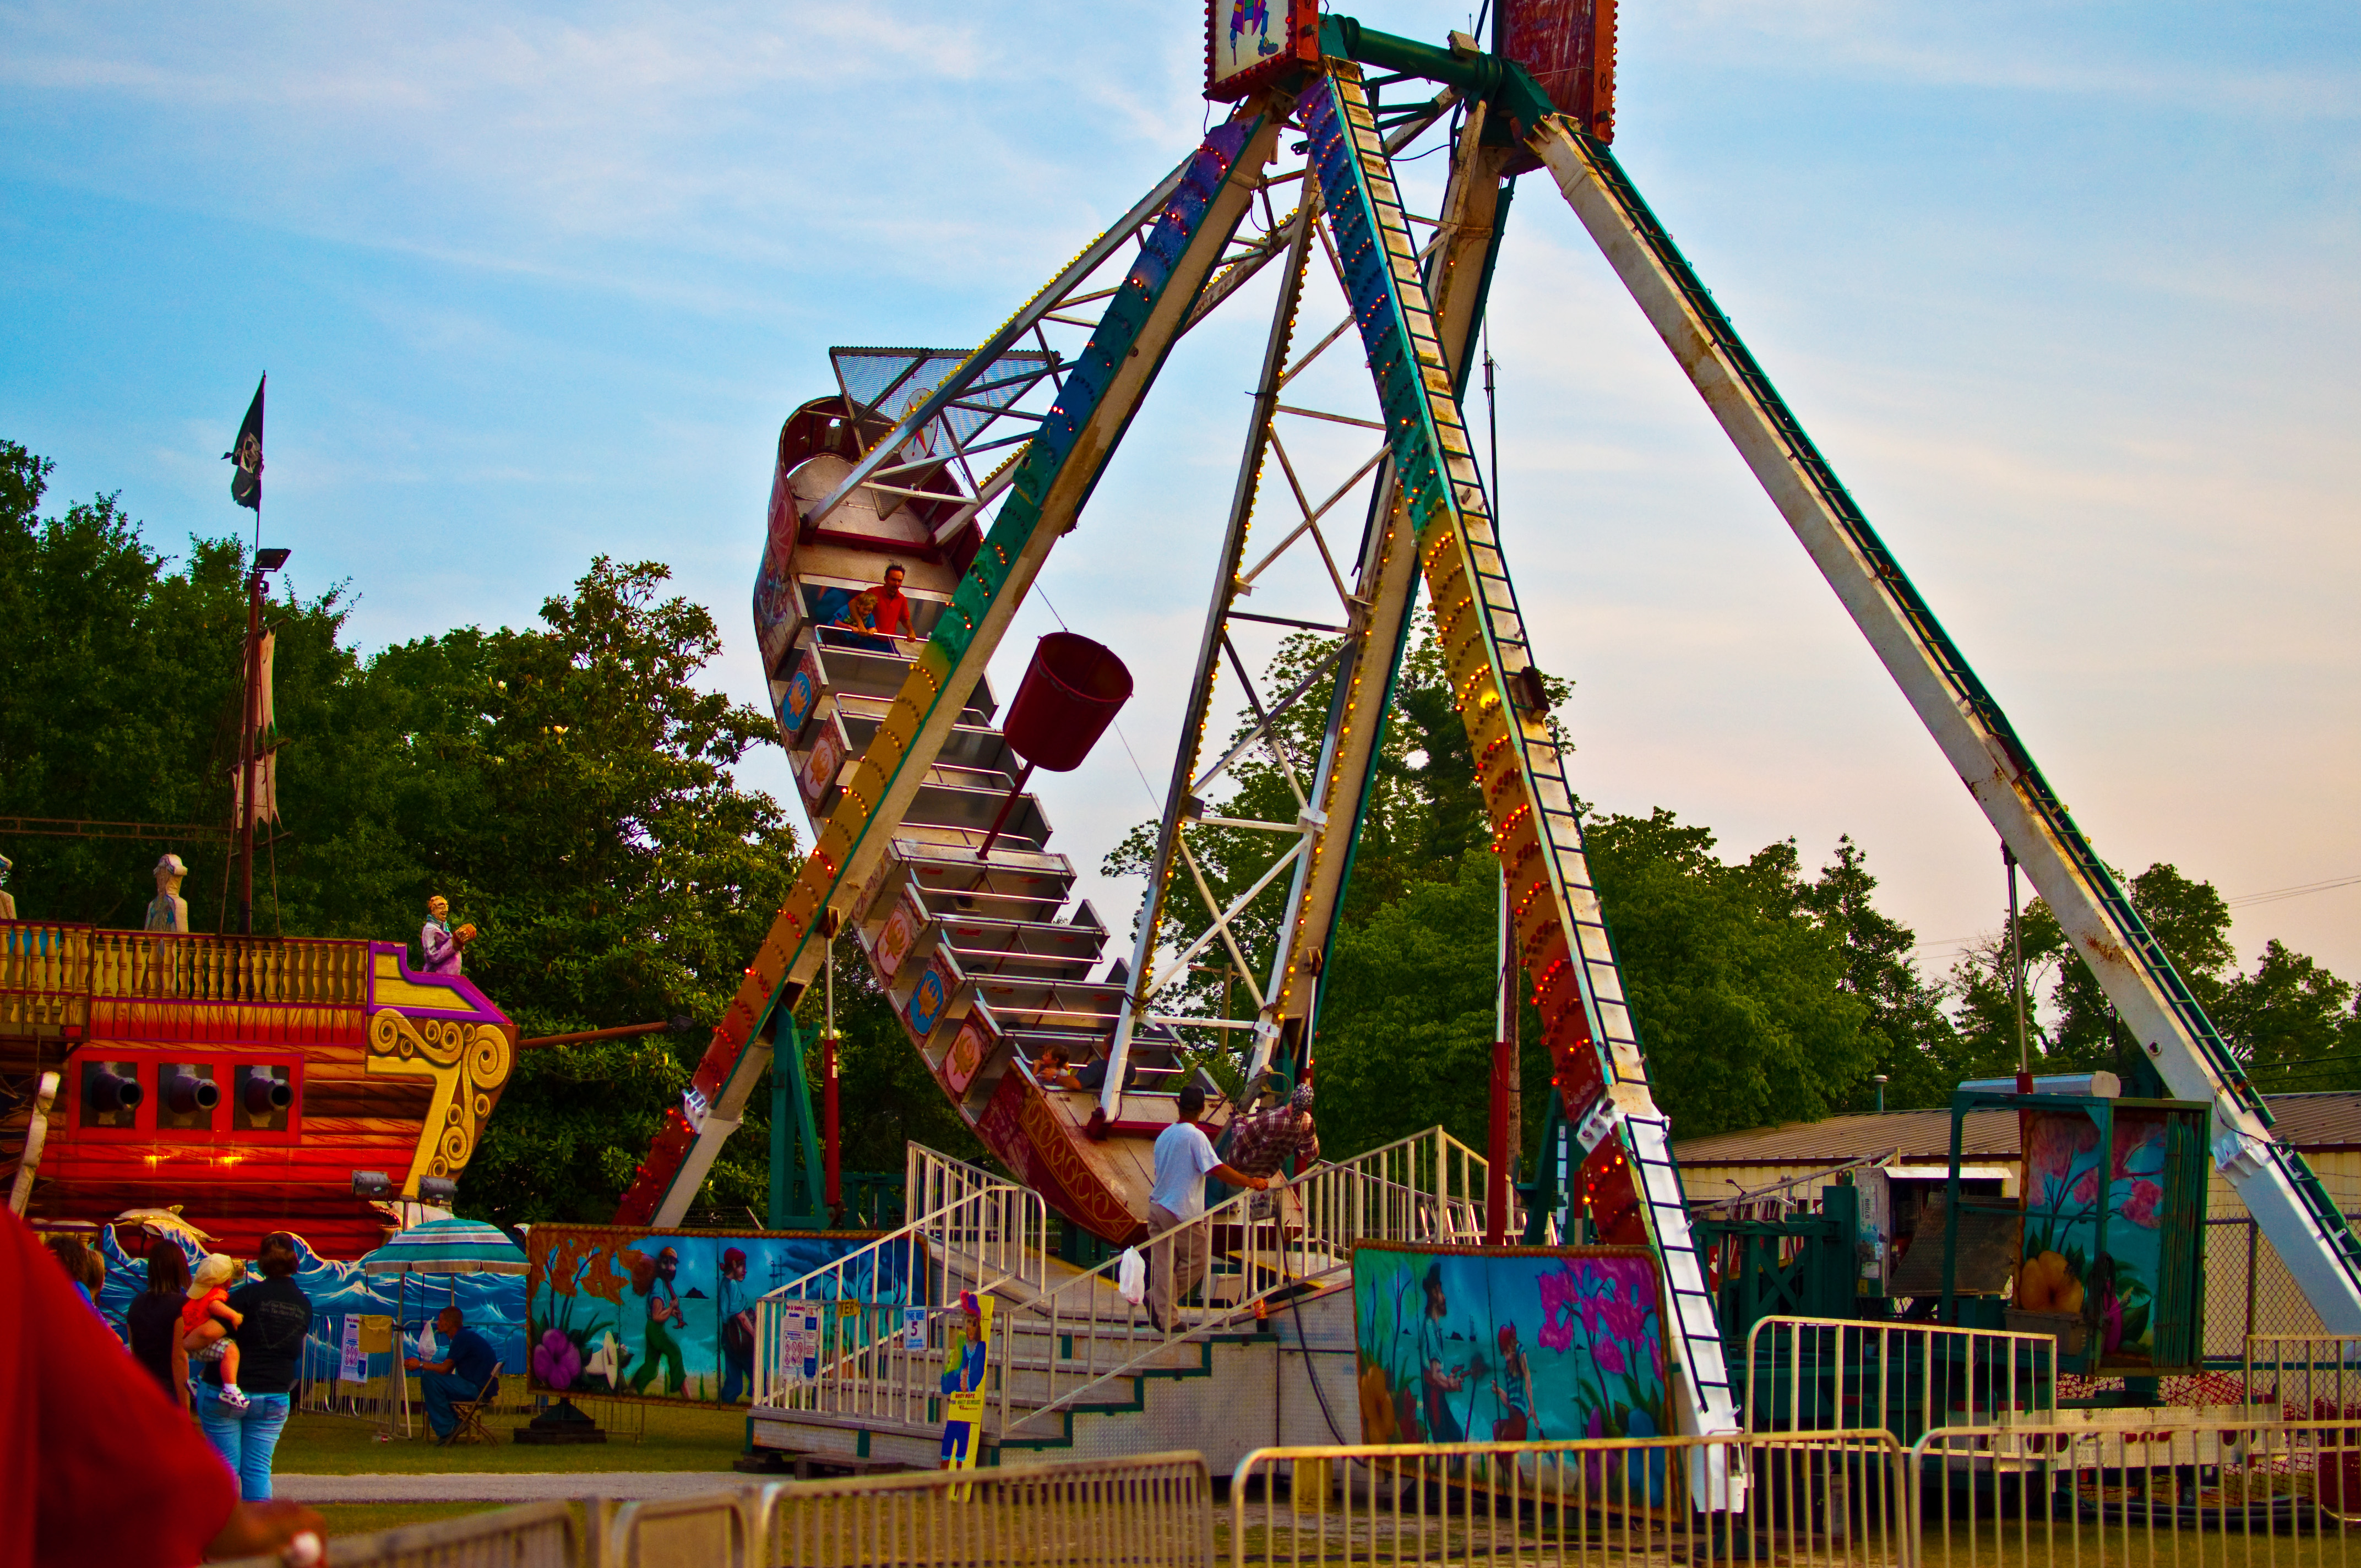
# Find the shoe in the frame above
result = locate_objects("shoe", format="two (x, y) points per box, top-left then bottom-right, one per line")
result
(217, 1384), (251, 1413)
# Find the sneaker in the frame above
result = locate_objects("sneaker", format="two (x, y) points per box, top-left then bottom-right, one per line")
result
(217, 1384), (251, 1413)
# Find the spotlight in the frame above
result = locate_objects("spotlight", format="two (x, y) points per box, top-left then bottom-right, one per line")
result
(417, 1176), (459, 1206)
(351, 1170), (393, 1199)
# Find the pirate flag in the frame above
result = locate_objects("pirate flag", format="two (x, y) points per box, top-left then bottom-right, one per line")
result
(224, 375), (265, 511)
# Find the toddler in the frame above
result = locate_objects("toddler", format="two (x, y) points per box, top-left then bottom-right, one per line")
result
(182, 1253), (250, 1412)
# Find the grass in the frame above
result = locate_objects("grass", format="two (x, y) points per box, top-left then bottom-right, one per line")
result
(273, 1402), (751, 1474)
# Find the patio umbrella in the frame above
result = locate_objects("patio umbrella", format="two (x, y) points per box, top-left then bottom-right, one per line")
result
(361, 1217), (527, 1276)
(358, 1217), (527, 1436)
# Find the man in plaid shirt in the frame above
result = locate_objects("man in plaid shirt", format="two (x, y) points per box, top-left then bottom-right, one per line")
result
(1225, 1080), (1320, 1179)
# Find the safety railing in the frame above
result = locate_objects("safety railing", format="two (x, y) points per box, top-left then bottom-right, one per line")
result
(2251, 1333), (2361, 1422)
(1228, 1431), (1904, 1568)
(0, 923), (90, 1032)
(753, 1178), (1049, 1422)
(992, 1125), (1490, 1440)
(208, 1500), (578, 1568)
(1910, 1414), (2361, 1566)
(752, 1450), (1211, 1567)
(0, 921), (373, 1017)
(1745, 1315), (2060, 1446)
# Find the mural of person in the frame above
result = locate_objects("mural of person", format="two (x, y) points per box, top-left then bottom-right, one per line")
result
(146, 853), (191, 933)
(718, 1248), (755, 1404)
(1490, 1322), (1535, 1441)
(628, 1246), (686, 1396)
(1417, 1261), (1466, 1443)
(0, 851), (15, 921)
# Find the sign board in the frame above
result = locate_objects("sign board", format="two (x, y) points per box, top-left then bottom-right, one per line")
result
(939, 1294), (994, 1487)
(1352, 1243), (1666, 1500)
(338, 1314), (366, 1382)
(1205, 0), (1319, 102)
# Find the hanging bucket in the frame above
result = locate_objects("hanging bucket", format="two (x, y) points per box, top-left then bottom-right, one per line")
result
(1001, 633), (1133, 773)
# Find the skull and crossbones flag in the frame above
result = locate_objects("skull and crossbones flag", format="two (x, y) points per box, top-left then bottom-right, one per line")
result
(224, 375), (265, 511)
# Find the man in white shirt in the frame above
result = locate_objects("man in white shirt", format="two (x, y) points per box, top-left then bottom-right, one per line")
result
(1146, 1085), (1266, 1332)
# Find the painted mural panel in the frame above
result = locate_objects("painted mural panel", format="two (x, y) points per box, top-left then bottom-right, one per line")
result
(2018, 1108), (2174, 1367)
(525, 1226), (907, 1406)
(1353, 1244), (1667, 1498)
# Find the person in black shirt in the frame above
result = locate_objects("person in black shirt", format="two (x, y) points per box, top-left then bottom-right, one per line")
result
(123, 1238), (192, 1414)
(195, 1233), (312, 1501)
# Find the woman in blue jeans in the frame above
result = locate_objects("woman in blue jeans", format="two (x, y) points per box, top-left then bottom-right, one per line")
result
(196, 1233), (313, 1500)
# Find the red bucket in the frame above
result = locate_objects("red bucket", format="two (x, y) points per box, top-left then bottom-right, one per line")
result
(1002, 633), (1133, 773)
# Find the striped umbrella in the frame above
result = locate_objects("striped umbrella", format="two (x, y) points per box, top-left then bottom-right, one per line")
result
(360, 1217), (527, 1276)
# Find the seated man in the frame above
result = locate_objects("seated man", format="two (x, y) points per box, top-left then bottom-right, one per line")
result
(405, 1305), (500, 1442)
(1223, 1080), (1321, 1183)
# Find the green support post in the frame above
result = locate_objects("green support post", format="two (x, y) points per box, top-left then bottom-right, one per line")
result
(768, 1015), (830, 1231)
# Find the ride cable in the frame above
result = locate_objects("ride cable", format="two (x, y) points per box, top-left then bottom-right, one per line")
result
(613, 110), (1281, 1227)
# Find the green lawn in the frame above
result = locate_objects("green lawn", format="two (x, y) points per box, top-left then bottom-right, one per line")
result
(273, 1401), (752, 1474)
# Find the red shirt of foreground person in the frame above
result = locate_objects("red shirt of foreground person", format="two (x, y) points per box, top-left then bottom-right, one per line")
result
(0, 1206), (313, 1565)
(868, 563), (916, 640)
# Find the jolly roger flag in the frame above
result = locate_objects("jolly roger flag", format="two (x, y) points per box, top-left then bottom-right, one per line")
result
(224, 374), (265, 511)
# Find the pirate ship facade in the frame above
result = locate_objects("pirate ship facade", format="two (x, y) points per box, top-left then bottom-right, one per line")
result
(1, 925), (515, 1259)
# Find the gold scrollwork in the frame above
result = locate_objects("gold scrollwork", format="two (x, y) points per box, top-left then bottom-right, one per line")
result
(366, 1009), (516, 1197)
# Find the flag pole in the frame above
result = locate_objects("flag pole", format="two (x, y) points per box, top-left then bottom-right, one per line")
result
(237, 559), (263, 936)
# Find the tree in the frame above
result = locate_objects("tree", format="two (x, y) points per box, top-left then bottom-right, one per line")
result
(2218, 941), (2361, 1095)
(1798, 836), (1965, 1110)
(1581, 812), (1873, 1139)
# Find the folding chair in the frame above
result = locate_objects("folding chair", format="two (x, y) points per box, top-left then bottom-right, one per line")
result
(440, 1372), (501, 1446)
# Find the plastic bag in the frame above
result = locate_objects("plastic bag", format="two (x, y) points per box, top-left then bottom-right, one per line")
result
(1117, 1245), (1147, 1306)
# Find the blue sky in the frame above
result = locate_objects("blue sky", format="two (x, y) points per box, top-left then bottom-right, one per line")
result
(4, 1), (2357, 986)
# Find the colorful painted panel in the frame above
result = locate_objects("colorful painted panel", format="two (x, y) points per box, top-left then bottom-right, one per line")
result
(1353, 1244), (1667, 1494)
(1205, 0), (1316, 101)
(525, 1226), (907, 1406)
(2018, 1107), (2201, 1369)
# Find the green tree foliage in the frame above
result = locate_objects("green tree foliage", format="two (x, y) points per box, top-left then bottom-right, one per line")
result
(0, 441), (803, 1226)
(1579, 813), (1872, 1140)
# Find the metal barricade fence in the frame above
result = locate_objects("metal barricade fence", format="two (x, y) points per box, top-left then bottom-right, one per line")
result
(608, 1489), (760, 1567)
(1228, 1432), (1908, 1568)
(1746, 1316), (2059, 1445)
(1911, 1415), (2361, 1568)
(2252, 1335), (2361, 1424)
(751, 1451), (1212, 1567)
(209, 1501), (578, 1568)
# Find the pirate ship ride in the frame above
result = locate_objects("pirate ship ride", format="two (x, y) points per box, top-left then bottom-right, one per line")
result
(0, 928), (516, 1259)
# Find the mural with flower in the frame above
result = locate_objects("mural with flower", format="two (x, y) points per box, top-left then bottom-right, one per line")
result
(1354, 1244), (1667, 1499)
(2016, 1109), (2175, 1366)
(525, 1224), (907, 1406)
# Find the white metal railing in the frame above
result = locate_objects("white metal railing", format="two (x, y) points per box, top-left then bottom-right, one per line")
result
(1743, 1315), (2060, 1444)
(2249, 1333), (2361, 1422)
(753, 1174), (1048, 1420)
(988, 1125), (1490, 1440)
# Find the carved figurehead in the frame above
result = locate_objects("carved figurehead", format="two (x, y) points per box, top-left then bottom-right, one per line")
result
(145, 853), (189, 934)
(0, 851), (14, 922)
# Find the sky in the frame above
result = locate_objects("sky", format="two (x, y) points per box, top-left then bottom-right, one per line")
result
(3, 0), (2357, 990)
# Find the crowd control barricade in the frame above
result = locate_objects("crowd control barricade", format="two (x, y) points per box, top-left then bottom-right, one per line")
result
(1228, 1431), (1907, 1568)
(607, 1488), (760, 1567)
(1747, 1315), (2060, 1446)
(752, 1451), (1212, 1567)
(209, 1501), (579, 1568)
(1911, 1414), (2361, 1568)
